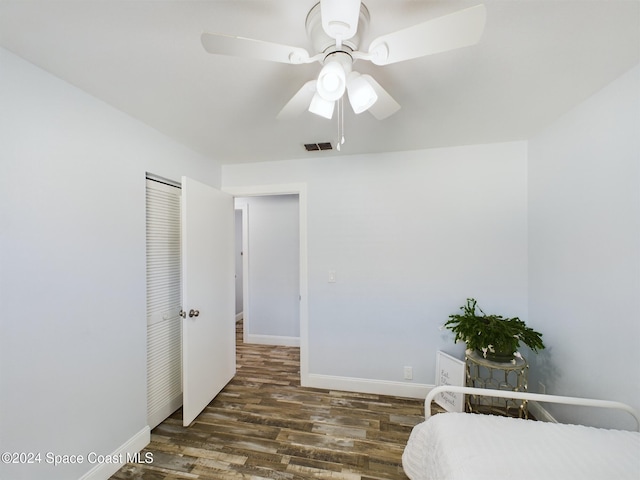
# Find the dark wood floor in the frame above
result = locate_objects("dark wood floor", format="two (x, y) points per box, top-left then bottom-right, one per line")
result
(111, 322), (425, 479)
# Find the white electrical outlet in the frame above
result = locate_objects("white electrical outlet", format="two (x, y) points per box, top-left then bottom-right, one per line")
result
(328, 270), (336, 283)
(404, 366), (413, 380)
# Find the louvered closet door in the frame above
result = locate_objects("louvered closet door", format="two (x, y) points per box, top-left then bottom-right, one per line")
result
(146, 178), (182, 429)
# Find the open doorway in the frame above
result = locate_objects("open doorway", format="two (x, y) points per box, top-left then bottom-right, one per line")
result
(235, 195), (300, 346)
(225, 183), (309, 386)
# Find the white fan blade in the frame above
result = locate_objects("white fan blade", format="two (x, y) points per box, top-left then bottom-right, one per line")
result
(367, 4), (486, 66)
(321, 0), (361, 42)
(363, 75), (400, 120)
(201, 33), (313, 64)
(277, 80), (317, 120)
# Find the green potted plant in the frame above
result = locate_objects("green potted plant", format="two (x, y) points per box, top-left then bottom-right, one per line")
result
(443, 298), (545, 361)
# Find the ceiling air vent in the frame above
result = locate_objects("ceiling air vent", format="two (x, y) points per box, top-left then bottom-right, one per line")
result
(304, 142), (332, 152)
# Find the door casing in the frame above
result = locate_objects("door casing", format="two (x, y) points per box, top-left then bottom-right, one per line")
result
(224, 183), (309, 386)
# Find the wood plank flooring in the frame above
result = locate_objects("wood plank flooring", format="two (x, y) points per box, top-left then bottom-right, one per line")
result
(111, 322), (425, 479)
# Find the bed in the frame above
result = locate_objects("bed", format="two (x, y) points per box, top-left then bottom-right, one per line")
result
(402, 386), (640, 480)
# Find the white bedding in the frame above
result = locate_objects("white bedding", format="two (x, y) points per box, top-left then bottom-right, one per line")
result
(402, 412), (640, 480)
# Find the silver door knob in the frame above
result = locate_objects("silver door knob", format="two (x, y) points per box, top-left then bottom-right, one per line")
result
(188, 309), (200, 318)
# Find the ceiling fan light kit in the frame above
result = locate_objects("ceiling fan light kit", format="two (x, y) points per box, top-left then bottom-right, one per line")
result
(201, 1), (487, 126)
(309, 92), (336, 119)
(311, 52), (381, 119)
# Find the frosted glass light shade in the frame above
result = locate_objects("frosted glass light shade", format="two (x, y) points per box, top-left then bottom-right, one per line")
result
(346, 72), (378, 114)
(308, 92), (335, 119)
(316, 61), (346, 101)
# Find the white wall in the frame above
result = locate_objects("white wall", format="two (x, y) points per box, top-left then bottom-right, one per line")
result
(528, 64), (640, 430)
(0, 48), (221, 480)
(5, 45), (633, 480)
(237, 195), (300, 343)
(223, 142), (529, 394)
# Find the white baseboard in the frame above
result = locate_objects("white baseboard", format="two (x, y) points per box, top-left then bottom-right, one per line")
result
(303, 374), (561, 421)
(305, 373), (433, 400)
(78, 426), (150, 480)
(246, 334), (300, 347)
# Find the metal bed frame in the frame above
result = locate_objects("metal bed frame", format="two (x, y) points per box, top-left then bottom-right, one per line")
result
(425, 385), (640, 431)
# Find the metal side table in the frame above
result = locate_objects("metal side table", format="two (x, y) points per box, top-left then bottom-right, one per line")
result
(465, 350), (529, 418)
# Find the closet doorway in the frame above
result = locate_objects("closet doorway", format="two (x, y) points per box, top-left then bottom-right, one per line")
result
(145, 174), (235, 428)
(145, 176), (182, 429)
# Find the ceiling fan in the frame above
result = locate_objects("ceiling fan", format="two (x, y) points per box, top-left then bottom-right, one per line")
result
(201, 0), (486, 121)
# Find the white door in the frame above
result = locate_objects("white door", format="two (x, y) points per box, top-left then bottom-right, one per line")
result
(181, 176), (236, 426)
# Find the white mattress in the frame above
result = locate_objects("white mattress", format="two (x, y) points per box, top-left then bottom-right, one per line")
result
(402, 412), (640, 480)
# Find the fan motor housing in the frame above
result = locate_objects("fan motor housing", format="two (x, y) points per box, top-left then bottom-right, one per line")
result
(305, 2), (370, 54)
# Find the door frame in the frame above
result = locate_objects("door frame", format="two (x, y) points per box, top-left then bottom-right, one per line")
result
(224, 183), (309, 387)
(234, 201), (249, 339)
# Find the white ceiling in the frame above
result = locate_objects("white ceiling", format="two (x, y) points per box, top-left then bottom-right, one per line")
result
(1, 0), (638, 165)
